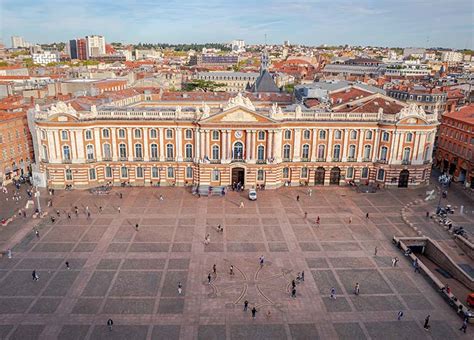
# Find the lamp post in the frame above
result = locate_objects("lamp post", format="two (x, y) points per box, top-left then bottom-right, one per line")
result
(437, 173), (450, 211)
(34, 187), (41, 214)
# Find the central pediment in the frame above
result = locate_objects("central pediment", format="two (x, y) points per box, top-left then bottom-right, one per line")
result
(200, 106), (276, 124)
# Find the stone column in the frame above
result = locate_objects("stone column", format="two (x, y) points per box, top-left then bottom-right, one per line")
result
(70, 130), (77, 160)
(176, 128), (183, 161)
(111, 128), (117, 161)
(199, 129), (205, 160)
(227, 130), (232, 160)
(222, 129), (227, 160)
(195, 129), (201, 161)
(356, 129), (364, 162)
(273, 130), (282, 162)
(205, 130), (210, 159)
(372, 129), (380, 162)
(293, 128), (301, 161)
(310, 128), (317, 161)
(267, 130), (273, 159)
(341, 129), (349, 162)
(325, 129), (333, 162)
(159, 128), (165, 161)
(245, 130), (251, 161)
(94, 128), (101, 161)
(251, 130), (257, 160)
(390, 132), (400, 163)
(127, 128), (133, 161)
(143, 127), (149, 161)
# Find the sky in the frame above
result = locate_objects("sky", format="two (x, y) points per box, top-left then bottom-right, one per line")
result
(1, 0), (473, 49)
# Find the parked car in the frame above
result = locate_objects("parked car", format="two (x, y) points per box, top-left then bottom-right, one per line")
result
(248, 189), (257, 201)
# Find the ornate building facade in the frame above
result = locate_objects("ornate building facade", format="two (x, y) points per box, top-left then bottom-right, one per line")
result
(28, 92), (438, 190)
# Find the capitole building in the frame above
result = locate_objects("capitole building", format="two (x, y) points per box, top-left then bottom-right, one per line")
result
(28, 87), (438, 190)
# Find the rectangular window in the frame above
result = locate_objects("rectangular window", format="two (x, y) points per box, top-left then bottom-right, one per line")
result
(151, 167), (159, 178)
(212, 169), (220, 181)
(346, 167), (354, 179)
(136, 167), (144, 178)
(167, 167), (174, 178)
(121, 166), (128, 178)
(185, 129), (192, 139)
(166, 129), (173, 139)
(212, 131), (219, 140)
(186, 167), (193, 178)
(105, 166), (112, 178)
(89, 168), (96, 180)
(361, 167), (369, 179)
(283, 167), (289, 178)
(301, 167), (308, 178)
(85, 130), (93, 140)
(102, 129), (110, 138)
(61, 130), (68, 140)
(65, 169), (73, 181)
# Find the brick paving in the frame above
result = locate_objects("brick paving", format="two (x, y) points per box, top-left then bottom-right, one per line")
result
(0, 185), (470, 339)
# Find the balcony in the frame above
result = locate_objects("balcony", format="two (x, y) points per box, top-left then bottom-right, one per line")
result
(301, 158), (310, 162)
(332, 158), (341, 162)
(362, 158), (371, 162)
(133, 157), (143, 162)
(231, 158), (245, 163)
(210, 159), (221, 164)
(316, 158), (325, 162)
(183, 157), (193, 162)
(402, 160), (411, 165)
(165, 157), (175, 162)
(347, 157), (356, 162)
(376, 159), (387, 164)
(119, 157), (128, 161)
(256, 159), (267, 164)
(62, 159), (72, 164)
(423, 160), (431, 164)
(282, 158), (292, 162)
(86, 158), (96, 163)
(102, 157), (112, 161)
(41, 158), (49, 163)
(150, 157), (159, 161)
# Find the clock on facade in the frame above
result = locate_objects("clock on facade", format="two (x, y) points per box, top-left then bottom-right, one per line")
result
(234, 130), (243, 139)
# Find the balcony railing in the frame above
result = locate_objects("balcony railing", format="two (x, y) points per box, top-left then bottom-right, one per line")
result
(301, 158), (310, 162)
(332, 157), (341, 162)
(423, 160), (431, 164)
(282, 158), (291, 162)
(256, 159), (267, 164)
(402, 160), (411, 165)
(102, 157), (112, 161)
(86, 158), (96, 163)
(119, 157), (128, 161)
(165, 157), (175, 161)
(347, 157), (356, 162)
(133, 157), (143, 162)
(376, 159), (387, 164)
(150, 157), (159, 161)
(362, 158), (371, 162)
(316, 158), (325, 162)
(231, 158), (245, 163)
(183, 157), (193, 162)
(41, 158), (49, 163)
(210, 159), (221, 164)
(62, 159), (72, 164)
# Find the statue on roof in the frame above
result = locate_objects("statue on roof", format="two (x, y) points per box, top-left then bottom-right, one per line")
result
(223, 93), (255, 111)
(202, 102), (210, 118)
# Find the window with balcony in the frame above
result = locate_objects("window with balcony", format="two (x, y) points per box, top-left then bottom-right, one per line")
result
(348, 145), (356, 159)
(166, 144), (174, 159)
(212, 145), (220, 160)
(150, 144), (158, 159)
(119, 143), (127, 158)
(379, 146), (388, 161)
(257, 145), (265, 161)
(363, 145), (372, 160)
(302, 144), (309, 159)
(63, 145), (71, 161)
(403, 148), (411, 162)
(283, 144), (291, 160)
(134, 144), (143, 158)
(333, 145), (341, 160)
(86, 145), (95, 160)
(317, 145), (325, 159)
(185, 144), (193, 159)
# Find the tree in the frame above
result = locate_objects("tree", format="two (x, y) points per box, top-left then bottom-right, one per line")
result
(0, 61), (8, 67)
(185, 80), (226, 92)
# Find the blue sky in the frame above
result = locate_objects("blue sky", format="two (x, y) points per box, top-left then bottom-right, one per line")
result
(1, 0), (473, 49)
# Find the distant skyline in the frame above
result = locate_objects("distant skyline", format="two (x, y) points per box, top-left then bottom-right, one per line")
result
(1, 0), (473, 49)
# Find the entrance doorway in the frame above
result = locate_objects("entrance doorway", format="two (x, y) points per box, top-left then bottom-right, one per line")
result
(330, 167), (341, 185)
(232, 167), (245, 186)
(315, 167), (325, 185)
(398, 170), (409, 188)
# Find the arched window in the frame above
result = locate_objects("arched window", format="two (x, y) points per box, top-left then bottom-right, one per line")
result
(166, 144), (174, 159)
(119, 143), (127, 158)
(212, 145), (220, 160)
(319, 130), (326, 139)
(150, 144), (158, 159)
(382, 132), (390, 141)
(86, 144), (94, 160)
(403, 148), (411, 161)
(346, 167), (354, 179)
(303, 130), (311, 139)
(377, 169), (385, 181)
(185, 129), (192, 139)
(350, 130), (357, 140)
(348, 145), (356, 159)
(103, 143), (112, 158)
(406, 133), (413, 142)
(333, 145), (341, 159)
(317, 145), (325, 159)
(185, 144), (193, 159)
(257, 145), (265, 160)
(301, 167), (308, 178)
(282, 167), (290, 178)
(365, 130), (373, 140)
(258, 131), (265, 140)
(134, 129), (142, 139)
(166, 129), (173, 139)
(212, 131), (219, 140)
(63, 145), (70, 160)
(334, 130), (342, 140)
(284, 130), (292, 140)
(283, 144), (291, 159)
(118, 129), (126, 138)
(302, 144), (309, 159)
(102, 129), (110, 138)
(380, 146), (388, 161)
(150, 129), (157, 139)
(85, 130), (93, 140)
(233, 142), (243, 159)
(134, 143), (143, 158)
(363, 145), (372, 159)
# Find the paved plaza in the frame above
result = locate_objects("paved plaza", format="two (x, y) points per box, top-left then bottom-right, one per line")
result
(0, 185), (471, 339)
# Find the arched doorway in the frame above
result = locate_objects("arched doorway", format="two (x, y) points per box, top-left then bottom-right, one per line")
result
(233, 142), (244, 160)
(232, 167), (245, 187)
(314, 167), (325, 185)
(330, 167), (341, 185)
(398, 170), (409, 188)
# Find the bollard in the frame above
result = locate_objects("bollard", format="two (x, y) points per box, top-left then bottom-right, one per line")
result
(7, 249), (12, 259)
(460, 205), (464, 215)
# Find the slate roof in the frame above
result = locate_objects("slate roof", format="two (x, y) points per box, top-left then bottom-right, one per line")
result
(252, 69), (280, 93)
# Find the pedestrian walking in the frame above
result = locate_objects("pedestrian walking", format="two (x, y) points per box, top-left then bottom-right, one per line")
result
(316, 216), (320, 225)
(292, 279), (296, 289)
(207, 273), (212, 284)
(87, 211), (91, 219)
(301, 271), (305, 282)
(244, 300), (248, 311)
(259, 255), (264, 267)
(67, 212), (71, 219)
(308, 188), (312, 197)
(423, 315), (430, 331)
(374, 246), (378, 256)
(394, 257), (399, 267)
(74, 206), (78, 216)
(304, 211), (307, 219)
(397, 311), (404, 320)
(349, 217), (352, 224)
(291, 288), (296, 298)
(213, 264), (216, 275)
(135, 223), (139, 231)
(23, 210), (26, 218)
(178, 282), (183, 295)
(230, 265), (234, 275)
(99, 206), (103, 213)
(118, 206), (121, 213)
(296, 195), (300, 202)
(251, 307), (257, 318)
(239, 201), (244, 208)
(414, 259), (420, 273)
(391, 257), (396, 267)
(65, 261), (70, 269)
(56, 210), (60, 217)
(120, 193), (123, 199)
(354, 283), (360, 295)
(35, 229), (40, 238)
(159, 195), (164, 201)
(459, 318), (468, 333)
(32, 270), (39, 281)
(426, 211), (430, 218)
(107, 319), (113, 331)
(366, 212), (369, 219)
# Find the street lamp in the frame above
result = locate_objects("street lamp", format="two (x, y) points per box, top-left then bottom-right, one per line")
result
(437, 173), (451, 211)
(34, 187), (41, 214)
